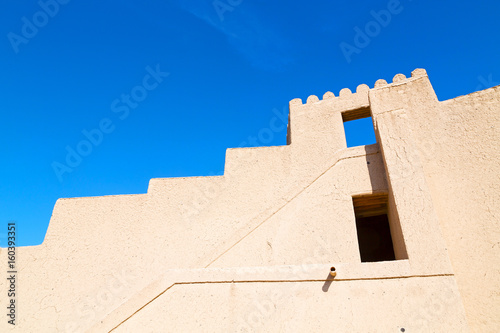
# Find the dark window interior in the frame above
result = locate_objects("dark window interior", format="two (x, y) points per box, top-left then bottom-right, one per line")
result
(355, 214), (396, 262)
(352, 194), (396, 262)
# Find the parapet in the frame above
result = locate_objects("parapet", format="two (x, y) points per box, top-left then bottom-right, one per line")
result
(286, 68), (432, 146)
(289, 68), (429, 111)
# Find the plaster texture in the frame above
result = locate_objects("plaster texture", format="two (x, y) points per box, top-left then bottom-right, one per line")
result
(1, 69), (498, 332)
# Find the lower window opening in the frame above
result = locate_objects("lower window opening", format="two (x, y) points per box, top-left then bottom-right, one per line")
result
(352, 193), (397, 262)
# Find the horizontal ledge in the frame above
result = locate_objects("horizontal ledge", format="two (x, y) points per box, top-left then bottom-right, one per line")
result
(161, 260), (449, 283)
(99, 260), (454, 333)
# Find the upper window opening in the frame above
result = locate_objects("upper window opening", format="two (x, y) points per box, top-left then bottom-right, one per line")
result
(342, 107), (376, 148)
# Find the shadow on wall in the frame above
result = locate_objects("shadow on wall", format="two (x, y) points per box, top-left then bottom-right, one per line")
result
(322, 273), (335, 292)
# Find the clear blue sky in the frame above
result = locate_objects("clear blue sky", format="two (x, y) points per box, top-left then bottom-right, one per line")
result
(1, 0), (499, 246)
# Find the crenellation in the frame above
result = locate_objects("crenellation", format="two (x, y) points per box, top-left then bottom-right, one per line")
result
(338, 87), (353, 98)
(374, 78), (388, 88)
(289, 98), (302, 107)
(306, 95), (319, 104)
(293, 69), (430, 108)
(371, 69), (428, 90)
(411, 68), (427, 77)
(392, 73), (407, 83)
(356, 83), (370, 93)
(323, 91), (335, 100)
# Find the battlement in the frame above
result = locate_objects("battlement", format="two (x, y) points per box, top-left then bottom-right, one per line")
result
(289, 68), (429, 113)
(285, 68), (435, 146)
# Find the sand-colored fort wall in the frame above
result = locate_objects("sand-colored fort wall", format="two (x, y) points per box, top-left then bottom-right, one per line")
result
(1, 69), (498, 332)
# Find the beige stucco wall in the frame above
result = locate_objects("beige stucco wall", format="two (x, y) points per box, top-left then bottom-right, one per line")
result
(406, 85), (500, 331)
(1, 69), (498, 332)
(115, 273), (466, 332)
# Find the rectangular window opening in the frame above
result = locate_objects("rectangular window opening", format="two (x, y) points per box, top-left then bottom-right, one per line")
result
(342, 107), (377, 148)
(352, 193), (402, 262)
